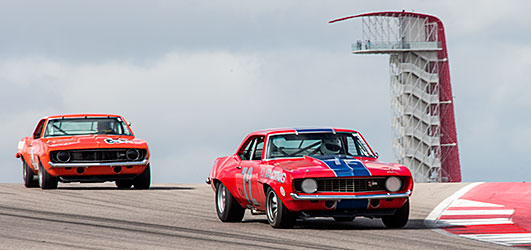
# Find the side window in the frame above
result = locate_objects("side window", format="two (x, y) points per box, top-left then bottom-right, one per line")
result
(251, 136), (265, 160)
(33, 119), (46, 139)
(238, 138), (256, 161)
(346, 136), (360, 156)
(347, 135), (372, 157)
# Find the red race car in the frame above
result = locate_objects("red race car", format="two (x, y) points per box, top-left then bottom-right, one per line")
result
(208, 128), (413, 228)
(16, 114), (150, 189)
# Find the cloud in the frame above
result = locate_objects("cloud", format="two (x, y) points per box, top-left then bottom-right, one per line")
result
(1, 50), (395, 183)
(2, 0), (531, 183)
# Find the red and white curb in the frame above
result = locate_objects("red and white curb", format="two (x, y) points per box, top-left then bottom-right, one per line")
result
(426, 182), (531, 249)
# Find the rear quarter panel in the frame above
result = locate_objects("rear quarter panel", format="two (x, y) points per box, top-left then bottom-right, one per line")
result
(210, 155), (238, 192)
(17, 137), (33, 167)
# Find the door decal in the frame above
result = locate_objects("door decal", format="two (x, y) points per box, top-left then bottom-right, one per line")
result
(242, 167), (259, 206)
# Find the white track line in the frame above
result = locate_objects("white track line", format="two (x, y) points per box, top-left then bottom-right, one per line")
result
(424, 182), (484, 228)
(437, 218), (513, 226)
(461, 233), (531, 246)
(425, 182), (531, 248)
(441, 209), (514, 216)
(449, 199), (504, 207)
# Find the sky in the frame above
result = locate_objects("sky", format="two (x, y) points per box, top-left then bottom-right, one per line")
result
(1, 0), (530, 183)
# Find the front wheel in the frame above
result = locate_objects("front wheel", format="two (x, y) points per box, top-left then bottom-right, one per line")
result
(133, 164), (151, 189)
(22, 160), (39, 188)
(39, 162), (58, 189)
(115, 180), (133, 189)
(382, 199), (409, 228)
(215, 182), (245, 222)
(266, 188), (295, 228)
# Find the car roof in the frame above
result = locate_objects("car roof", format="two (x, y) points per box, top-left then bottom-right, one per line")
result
(250, 127), (359, 136)
(44, 114), (123, 120)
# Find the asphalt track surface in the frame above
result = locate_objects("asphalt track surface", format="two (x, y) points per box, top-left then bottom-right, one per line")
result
(0, 183), (516, 250)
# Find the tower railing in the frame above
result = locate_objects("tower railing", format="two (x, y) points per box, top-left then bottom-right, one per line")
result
(352, 41), (441, 52)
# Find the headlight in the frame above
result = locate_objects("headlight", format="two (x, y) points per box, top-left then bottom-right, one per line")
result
(126, 148), (140, 160)
(56, 151), (70, 163)
(385, 176), (402, 192)
(301, 179), (318, 193)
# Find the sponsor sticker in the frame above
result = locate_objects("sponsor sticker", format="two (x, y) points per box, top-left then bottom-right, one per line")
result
(279, 186), (286, 196)
(261, 168), (286, 183)
(104, 138), (133, 144)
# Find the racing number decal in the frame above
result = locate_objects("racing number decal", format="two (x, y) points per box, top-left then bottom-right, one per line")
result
(242, 167), (259, 206)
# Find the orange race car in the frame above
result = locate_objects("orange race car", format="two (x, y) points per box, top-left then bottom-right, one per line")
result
(16, 114), (150, 189)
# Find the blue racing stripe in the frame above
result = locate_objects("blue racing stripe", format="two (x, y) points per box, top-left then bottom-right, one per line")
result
(311, 155), (371, 177)
(336, 199), (369, 209)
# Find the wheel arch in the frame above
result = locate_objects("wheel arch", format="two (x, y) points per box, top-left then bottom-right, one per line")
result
(212, 178), (221, 191)
(263, 182), (272, 197)
(20, 155), (37, 174)
(262, 180), (287, 202)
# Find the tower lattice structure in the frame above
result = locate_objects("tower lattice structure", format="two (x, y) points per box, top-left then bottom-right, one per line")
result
(331, 11), (461, 182)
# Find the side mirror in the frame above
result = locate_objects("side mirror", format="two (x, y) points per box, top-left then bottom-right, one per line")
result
(127, 122), (132, 126)
(374, 152), (379, 159)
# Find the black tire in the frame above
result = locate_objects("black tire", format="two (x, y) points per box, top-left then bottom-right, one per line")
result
(38, 162), (58, 189)
(266, 188), (295, 228)
(115, 180), (133, 189)
(215, 182), (245, 222)
(133, 164), (151, 189)
(22, 160), (39, 188)
(333, 216), (355, 222)
(382, 199), (409, 228)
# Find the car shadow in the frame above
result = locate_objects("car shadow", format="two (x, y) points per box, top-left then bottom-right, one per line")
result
(241, 217), (428, 230)
(241, 218), (269, 225)
(295, 218), (428, 230)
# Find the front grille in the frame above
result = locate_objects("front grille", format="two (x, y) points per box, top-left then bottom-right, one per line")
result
(294, 178), (387, 193)
(50, 149), (146, 163)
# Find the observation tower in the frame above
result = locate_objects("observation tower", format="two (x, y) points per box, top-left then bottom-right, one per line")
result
(330, 11), (461, 182)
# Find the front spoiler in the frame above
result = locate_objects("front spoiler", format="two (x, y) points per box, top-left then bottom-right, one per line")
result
(59, 174), (138, 183)
(48, 159), (149, 168)
(290, 190), (411, 200)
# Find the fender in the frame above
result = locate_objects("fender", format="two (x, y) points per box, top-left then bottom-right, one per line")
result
(260, 167), (292, 205)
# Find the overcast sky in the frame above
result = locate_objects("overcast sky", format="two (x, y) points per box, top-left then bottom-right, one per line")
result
(1, 0), (530, 183)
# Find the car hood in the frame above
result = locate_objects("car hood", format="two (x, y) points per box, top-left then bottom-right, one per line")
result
(42, 135), (147, 150)
(267, 155), (409, 178)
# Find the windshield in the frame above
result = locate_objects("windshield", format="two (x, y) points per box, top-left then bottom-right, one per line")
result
(266, 132), (374, 159)
(44, 118), (132, 137)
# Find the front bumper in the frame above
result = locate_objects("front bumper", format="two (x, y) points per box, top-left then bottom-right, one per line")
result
(48, 159), (149, 168)
(290, 190), (411, 200)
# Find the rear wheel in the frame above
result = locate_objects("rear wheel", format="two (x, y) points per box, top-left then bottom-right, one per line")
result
(22, 160), (39, 188)
(133, 164), (151, 189)
(266, 188), (295, 228)
(38, 162), (58, 189)
(115, 180), (133, 189)
(382, 199), (409, 228)
(215, 182), (245, 222)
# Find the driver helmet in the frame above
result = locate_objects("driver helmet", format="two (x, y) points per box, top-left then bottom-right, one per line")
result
(97, 121), (114, 134)
(320, 137), (341, 155)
